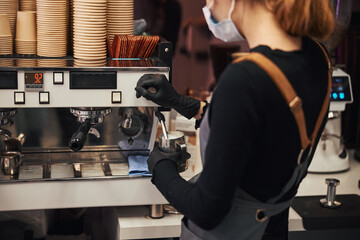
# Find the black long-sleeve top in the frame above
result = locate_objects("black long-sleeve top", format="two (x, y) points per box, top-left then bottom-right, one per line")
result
(151, 37), (329, 236)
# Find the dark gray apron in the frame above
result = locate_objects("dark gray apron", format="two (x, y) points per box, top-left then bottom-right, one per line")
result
(180, 109), (309, 240)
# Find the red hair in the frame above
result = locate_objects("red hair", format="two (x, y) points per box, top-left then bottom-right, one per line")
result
(252, 0), (335, 40)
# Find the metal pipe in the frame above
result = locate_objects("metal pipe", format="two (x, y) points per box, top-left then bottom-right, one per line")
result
(149, 204), (164, 219)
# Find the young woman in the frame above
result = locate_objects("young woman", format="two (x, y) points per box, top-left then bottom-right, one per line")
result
(135, 0), (335, 239)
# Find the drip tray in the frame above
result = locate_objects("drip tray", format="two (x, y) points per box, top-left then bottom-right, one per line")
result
(291, 194), (360, 230)
(0, 150), (148, 183)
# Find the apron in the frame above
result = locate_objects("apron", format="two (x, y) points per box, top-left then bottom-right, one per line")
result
(180, 41), (332, 240)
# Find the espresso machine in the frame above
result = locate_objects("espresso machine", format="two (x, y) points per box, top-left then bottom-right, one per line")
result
(308, 68), (353, 173)
(0, 41), (172, 182)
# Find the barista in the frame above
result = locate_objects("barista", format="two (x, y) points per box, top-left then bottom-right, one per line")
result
(135, 0), (335, 239)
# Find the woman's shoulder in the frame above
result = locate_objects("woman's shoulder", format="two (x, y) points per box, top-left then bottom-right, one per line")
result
(217, 59), (271, 91)
(211, 60), (269, 108)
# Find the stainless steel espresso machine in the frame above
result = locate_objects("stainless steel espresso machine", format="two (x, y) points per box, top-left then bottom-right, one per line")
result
(0, 42), (172, 184)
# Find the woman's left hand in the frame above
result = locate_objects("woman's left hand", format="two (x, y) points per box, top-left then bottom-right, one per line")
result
(147, 144), (190, 174)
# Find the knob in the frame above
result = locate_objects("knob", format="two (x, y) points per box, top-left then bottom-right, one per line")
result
(320, 178), (341, 208)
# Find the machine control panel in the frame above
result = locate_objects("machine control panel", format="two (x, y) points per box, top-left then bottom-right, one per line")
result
(330, 68), (353, 112)
(25, 72), (44, 90)
(331, 76), (351, 102)
(0, 69), (169, 108)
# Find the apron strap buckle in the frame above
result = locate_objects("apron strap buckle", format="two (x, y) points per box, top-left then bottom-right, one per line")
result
(289, 96), (302, 113)
(255, 209), (268, 223)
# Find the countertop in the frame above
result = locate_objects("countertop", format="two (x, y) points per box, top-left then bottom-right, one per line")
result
(107, 152), (360, 239)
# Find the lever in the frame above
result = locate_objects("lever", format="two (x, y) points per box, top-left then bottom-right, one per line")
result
(69, 119), (91, 151)
(320, 178), (341, 208)
(0, 137), (4, 154)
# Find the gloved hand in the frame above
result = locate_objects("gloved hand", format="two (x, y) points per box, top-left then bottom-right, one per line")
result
(147, 144), (191, 174)
(135, 74), (200, 119)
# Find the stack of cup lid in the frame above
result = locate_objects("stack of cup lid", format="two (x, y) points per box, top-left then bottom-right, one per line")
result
(0, 14), (13, 55)
(36, 0), (68, 57)
(107, 0), (134, 42)
(20, 0), (36, 11)
(73, 0), (107, 60)
(15, 11), (37, 55)
(0, 0), (18, 37)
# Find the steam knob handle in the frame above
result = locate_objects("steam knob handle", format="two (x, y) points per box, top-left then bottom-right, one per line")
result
(320, 178), (341, 208)
(0, 138), (4, 154)
(69, 119), (91, 152)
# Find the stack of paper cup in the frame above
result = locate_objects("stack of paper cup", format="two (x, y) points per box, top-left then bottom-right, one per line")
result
(36, 0), (68, 57)
(37, 59), (66, 67)
(0, 14), (13, 55)
(15, 11), (37, 54)
(107, 0), (133, 42)
(20, 0), (36, 11)
(68, 0), (73, 55)
(16, 59), (37, 67)
(73, 0), (107, 60)
(0, 59), (14, 67)
(74, 59), (107, 67)
(0, 0), (18, 37)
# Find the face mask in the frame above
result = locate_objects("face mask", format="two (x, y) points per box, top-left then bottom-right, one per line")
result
(202, 0), (244, 42)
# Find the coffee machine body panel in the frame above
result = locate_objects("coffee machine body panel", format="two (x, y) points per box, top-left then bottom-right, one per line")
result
(0, 69), (169, 108)
(3, 107), (157, 152)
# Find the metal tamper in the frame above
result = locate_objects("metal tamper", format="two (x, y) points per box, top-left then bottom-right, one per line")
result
(320, 178), (341, 208)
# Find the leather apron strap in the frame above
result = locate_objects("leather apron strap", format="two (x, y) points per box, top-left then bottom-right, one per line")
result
(232, 43), (332, 154)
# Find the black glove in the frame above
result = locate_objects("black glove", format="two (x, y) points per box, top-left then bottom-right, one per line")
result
(135, 74), (200, 119)
(147, 144), (191, 174)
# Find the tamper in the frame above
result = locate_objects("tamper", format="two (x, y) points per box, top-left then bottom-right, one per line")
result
(320, 178), (341, 208)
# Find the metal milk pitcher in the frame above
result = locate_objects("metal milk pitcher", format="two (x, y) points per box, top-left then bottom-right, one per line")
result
(0, 133), (25, 176)
(1, 151), (24, 175)
(159, 131), (188, 172)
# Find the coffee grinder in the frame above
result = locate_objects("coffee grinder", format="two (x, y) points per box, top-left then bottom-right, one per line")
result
(308, 68), (353, 173)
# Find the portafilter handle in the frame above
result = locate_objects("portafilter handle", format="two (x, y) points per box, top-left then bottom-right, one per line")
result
(69, 119), (91, 151)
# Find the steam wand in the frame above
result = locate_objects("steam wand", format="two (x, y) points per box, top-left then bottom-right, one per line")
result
(155, 110), (168, 140)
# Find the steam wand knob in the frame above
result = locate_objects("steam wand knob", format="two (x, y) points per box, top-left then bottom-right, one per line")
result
(320, 178), (341, 208)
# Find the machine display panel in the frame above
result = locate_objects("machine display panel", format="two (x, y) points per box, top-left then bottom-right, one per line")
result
(331, 76), (351, 102)
(0, 71), (17, 89)
(25, 72), (44, 90)
(70, 71), (117, 89)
